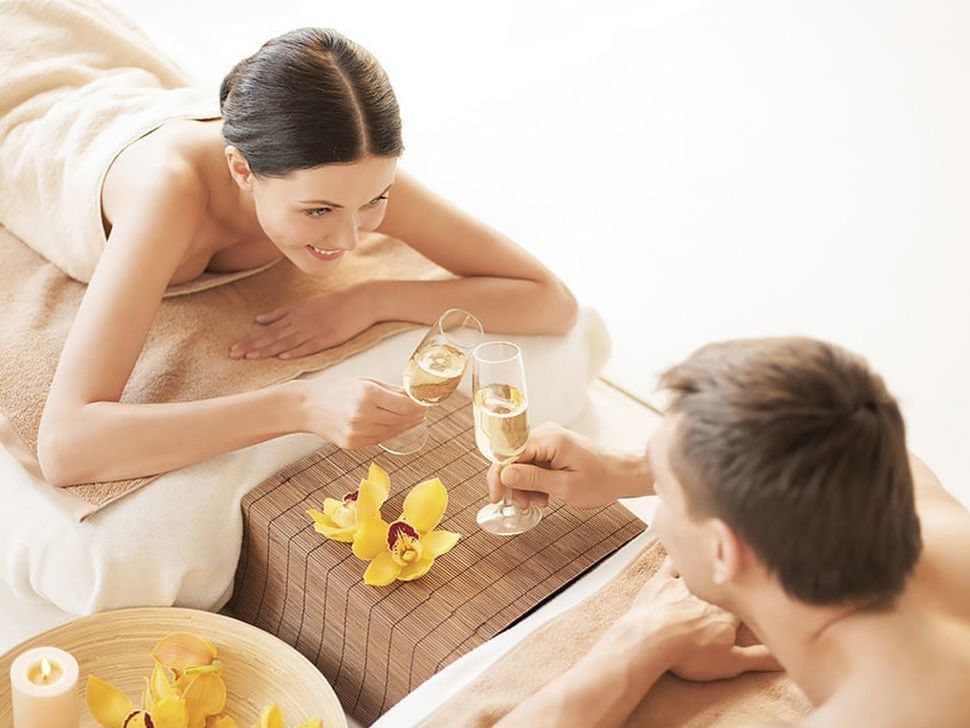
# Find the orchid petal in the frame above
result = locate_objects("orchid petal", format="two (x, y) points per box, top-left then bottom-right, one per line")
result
(352, 517), (389, 561)
(402, 478), (448, 534)
(364, 550), (403, 586)
(421, 530), (461, 559)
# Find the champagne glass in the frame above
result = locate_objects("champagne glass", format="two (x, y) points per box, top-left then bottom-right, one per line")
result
(473, 341), (542, 535)
(380, 308), (483, 455)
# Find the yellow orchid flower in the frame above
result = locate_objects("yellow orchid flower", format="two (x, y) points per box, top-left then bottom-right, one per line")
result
(151, 632), (226, 728)
(305, 463), (390, 542)
(250, 704), (322, 728)
(87, 675), (188, 728)
(89, 632), (324, 728)
(353, 478), (461, 586)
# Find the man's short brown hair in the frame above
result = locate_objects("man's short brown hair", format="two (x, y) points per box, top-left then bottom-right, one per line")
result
(661, 337), (922, 606)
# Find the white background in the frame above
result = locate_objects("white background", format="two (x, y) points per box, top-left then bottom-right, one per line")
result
(113, 0), (970, 507)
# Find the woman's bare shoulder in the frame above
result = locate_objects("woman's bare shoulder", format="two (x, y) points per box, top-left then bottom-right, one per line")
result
(102, 120), (212, 230)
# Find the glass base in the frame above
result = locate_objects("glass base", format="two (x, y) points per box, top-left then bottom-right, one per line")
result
(379, 419), (429, 456)
(476, 501), (543, 536)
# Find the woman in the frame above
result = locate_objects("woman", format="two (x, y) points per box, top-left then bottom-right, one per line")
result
(16, 22), (576, 486)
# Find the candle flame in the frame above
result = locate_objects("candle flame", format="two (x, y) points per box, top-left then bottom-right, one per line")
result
(40, 657), (52, 680)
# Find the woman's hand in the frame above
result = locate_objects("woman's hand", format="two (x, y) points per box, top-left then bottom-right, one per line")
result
(230, 286), (375, 360)
(300, 377), (426, 450)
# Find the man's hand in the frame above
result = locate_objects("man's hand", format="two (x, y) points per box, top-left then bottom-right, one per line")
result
(630, 559), (781, 682)
(487, 423), (653, 509)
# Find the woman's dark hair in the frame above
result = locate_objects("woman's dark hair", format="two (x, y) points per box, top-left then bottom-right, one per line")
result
(219, 28), (403, 176)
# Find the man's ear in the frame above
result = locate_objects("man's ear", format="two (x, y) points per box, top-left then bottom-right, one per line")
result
(225, 146), (254, 189)
(710, 517), (744, 585)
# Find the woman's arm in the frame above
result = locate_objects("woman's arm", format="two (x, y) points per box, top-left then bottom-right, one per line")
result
(231, 170), (579, 359)
(37, 165), (422, 486)
(372, 170), (578, 333)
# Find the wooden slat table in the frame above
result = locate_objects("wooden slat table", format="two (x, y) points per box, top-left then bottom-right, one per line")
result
(231, 393), (645, 724)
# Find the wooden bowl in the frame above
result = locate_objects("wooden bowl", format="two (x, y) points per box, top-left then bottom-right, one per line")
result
(0, 607), (346, 728)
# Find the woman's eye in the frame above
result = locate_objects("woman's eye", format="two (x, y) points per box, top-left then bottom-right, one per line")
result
(304, 207), (332, 218)
(366, 195), (389, 208)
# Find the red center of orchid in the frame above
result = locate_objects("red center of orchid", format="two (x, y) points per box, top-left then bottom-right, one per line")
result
(124, 712), (155, 728)
(387, 520), (419, 548)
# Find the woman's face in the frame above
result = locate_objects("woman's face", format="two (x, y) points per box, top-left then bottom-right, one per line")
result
(250, 155), (398, 275)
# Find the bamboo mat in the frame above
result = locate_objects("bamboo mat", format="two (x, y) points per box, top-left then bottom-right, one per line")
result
(230, 392), (646, 724)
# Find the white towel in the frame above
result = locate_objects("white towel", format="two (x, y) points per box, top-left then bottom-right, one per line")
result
(0, 0), (219, 283)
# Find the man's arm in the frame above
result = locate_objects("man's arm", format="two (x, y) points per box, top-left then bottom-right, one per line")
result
(497, 560), (780, 728)
(496, 613), (677, 728)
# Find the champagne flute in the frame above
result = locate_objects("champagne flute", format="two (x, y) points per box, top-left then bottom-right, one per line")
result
(380, 308), (483, 455)
(473, 341), (542, 535)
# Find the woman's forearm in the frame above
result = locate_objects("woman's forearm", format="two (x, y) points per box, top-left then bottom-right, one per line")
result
(365, 276), (578, 335)
(38, 380), (307, 486)
(497, 616), (678, 728)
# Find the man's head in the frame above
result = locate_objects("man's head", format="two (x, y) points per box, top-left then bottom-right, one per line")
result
(649, 337), (922, 609)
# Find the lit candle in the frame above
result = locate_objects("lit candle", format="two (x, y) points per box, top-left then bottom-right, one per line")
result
(9, 646), (79, 727)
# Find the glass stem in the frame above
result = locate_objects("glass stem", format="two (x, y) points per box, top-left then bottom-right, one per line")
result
(500, 461), (521, 514)
(501, 487), (516, 513)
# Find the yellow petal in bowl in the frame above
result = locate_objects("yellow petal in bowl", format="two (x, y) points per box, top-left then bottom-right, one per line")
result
(254, 704), (284, 728)
(151, 696), (189, 728)
(86, 675), (134, 728)
(0, 608), (346, 728)
(207, 715), (240, 728)
(152, 632), (218, 672)
(182, 671), (228, 726)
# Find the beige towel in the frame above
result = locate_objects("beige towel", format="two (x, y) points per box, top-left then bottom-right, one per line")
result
(0, 225), (448, 518)
(0, 0), (268, 291)
(421, 538), (811, 727)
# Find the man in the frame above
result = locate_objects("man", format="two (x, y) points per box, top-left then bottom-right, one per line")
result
(490, 337), (970, 727)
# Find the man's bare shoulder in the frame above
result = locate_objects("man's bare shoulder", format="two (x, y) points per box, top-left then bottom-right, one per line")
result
(909, 454), (970, 622)
(910, 454), (965, 508)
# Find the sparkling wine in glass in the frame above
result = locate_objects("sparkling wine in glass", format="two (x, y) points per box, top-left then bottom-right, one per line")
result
(473, 341), (542, 535)
(380, 308), (483, 455)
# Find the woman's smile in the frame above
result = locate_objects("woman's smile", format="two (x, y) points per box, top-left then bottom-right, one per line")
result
(305, 244), (344, 262)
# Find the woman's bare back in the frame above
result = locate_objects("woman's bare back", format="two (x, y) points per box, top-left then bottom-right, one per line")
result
(101, 118), (281, 285)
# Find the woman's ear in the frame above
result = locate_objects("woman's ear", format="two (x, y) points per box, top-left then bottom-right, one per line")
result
(225, 146), (254, 190)
(710, 517), (744, 586)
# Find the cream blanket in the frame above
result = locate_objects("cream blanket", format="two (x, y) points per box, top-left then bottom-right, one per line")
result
(0, 0), (253, 288)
